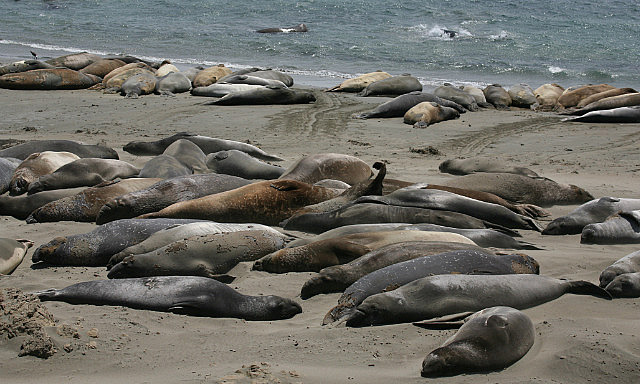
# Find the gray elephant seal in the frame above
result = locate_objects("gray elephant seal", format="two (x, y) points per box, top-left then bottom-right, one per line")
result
(206, 150), (285, 179)
(206, 85), (316, 105)
(543, 197), (640, 235)
(346, 274), (610, 327)
(599, 250), (640, 288)
(257, 23), (308, 33)
(353, 91), (466, 119)
(0, 238), (34, 275)
(581, 210), (640, 244)
(222, 74), (288, 88)
(564, 93), (640, 115)
(358, 75), (423, 97)
(279, 153), (372, 185)
(327, 71), (392, 93)
(434, 84), (479, 111)
(483, 84), (512, 109)
(508, 83), (537, 108)
(161, 139), (209, 174)
(439, 157), (539, 177)
(44, 52), (101, 70)
(120, 72), (157, 98)
(0, 157), (22, 195)
(0, 59), (55, 76)
(0, 68), (101, 90)
(403, 102), (460, 127)
(35, 276), (302, 321)
(0, 187), (86, 220)
(605, 273), (640, 298)
(420, 306), (535, 377)
(155, 72), (191, 96)
(563, 106), (640, 123)
(139, 154), (192, 179)
(0, 140), (118, 160)
(191, 83), (266, 97)
(10, 151), (80, 195)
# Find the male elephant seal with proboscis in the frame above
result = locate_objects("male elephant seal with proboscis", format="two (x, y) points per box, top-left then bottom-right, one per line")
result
(599, 250), (640, 288)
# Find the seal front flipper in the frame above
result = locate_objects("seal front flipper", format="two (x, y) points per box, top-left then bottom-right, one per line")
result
(567, 280), (612, 300)
(168, 301), (204, 316)
(33, 288), (60, 301)
(412, 312), (476, 329)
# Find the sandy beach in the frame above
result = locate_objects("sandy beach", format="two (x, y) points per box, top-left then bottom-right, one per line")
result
(1, 83), (639, 383)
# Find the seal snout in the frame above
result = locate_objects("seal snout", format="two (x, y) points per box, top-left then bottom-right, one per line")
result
(421, 352), (449, 378)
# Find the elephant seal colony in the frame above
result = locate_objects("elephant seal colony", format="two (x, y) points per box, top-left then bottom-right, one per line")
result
(1, 55), (640, 383)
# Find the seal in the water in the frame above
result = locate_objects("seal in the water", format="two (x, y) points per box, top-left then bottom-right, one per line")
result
(543, 197), (640, 235)
(403, 102), (460, 127)
(483, 84), (512, 109)
(257, 23), (308, 33)
(604, 272), (640, 298)
(581, 210), (640, 244)
(358, 74), (423, 97)
(206, 150), (285, 179)
(0, 238), (34, 275)
(0, 187), (86, 220)
(206, 85), (316, 105)
(327, 71), (392, 93)
(35, 276), (302, 321)
(353, 91), (466, 119)
(438, 157), (539, 178)
(9, 151), (80, 195)
(279, 153), (372, 185)
(599, 250), (640, 288)
(0, 140), (118, 160)
(0, 68), (101, 90)
(434, 84), (479, 111)
(420, 306), (535, 377)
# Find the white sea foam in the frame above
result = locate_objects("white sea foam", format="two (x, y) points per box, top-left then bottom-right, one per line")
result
(548, 66), (566, 74)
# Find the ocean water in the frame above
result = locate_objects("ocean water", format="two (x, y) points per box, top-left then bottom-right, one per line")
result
(0, 0), (639, 89)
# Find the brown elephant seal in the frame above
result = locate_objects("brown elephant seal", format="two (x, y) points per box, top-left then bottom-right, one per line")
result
(35, 276), (302, 321)
(0, 140), (118, 160)
(543, 197), (640, 235)
(556, 84), (616, 109)
(160, 139), (209, 174)
(120, 72), (157, 98)
(420, 306), (535, 377)
(155, 72), (191, 96)
(79, 58), (126, 77)
(534, 83), (564, 110)
(565, 92), (640, 115)
(139, 179), (341, 226)
(0, 187), (86, 220)
(103, 66), (155, 93)
(576, 87), (637, 108)
(563, 106), (640, 123)
(257, 23), (308, 33)
(25, 178), (161, 223)
(206, 150), (285, 179)
(206, 85), (316, 105)
(10, 151), (80, 195)
(581, 210), (640, 244)
(327, 71), (392, 92)
(508, 83), (537, 108)
(0, 157), (21, 194)
(599, 250), (640, 288)
(604, 272), (640, 298)
(44, 52), (101, 70)
(403, 102), (460, 127)
(0, 59), (55, 76)
(433, 84), (479, 111)
(438, 157), (539, 177)
(0, 68), (101, 90)
(279, 153), (372, 185)
(0, 238), (34, 275)
(252, 230), (475, 273)
(192, 64), (233, 87)
(483, 84), (511, 109)
(358, 74), (423, 97)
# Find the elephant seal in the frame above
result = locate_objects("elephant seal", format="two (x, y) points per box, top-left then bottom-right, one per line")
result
(160, 139), (208, 174)
(27, 158), (139, 194)
(0, 238), (34, 275)
(192, 64), (233, 88)
(139, 179), (341, 226)
(433, 84), (479, 111)
(483, 84), (511, 109)
(123, 132), (283, 161)
(155, 61), (180, 77)
(44, 52), (101, 70)
(0, 59), (55, 75)
(221, 74), (288, 88)
(599, 250), (640, 288)
(191, 83), (265, 97)
(120, 72), (157, 98)
(0, 157), (22, 195)
(565, 93), (640, 115)
(300, 241), (487, 299)
(353, 91), (466, 119)
(420, 306), (535, 377)
(31, 218), (203, 266)
(441, 173), (594, 207)
(438, 157), (539, 177)
(543, 197), (640, 235)
(460, 85), (492, 108)
(324, 251), (540, 325)
(279, 153), (372, 185)
(359, 74), (423, 97)
(508, 83), (537, 108)
(252, 230), (475, 273)
(556, 84), (616, 109)
(604, 273), (640, 298)
(139, 154), (192, 179)
(207, 85), (316, 105)
(206, 150), (285, 179)
(155, 72), (191, 96)
(534, 83), (564, 110)
(0, 68), (101, 90)
(0, 140), (118, 160)
(327, 71), (392, 93)
(79, 59), (126, 77)
(346, 274), (610, 327)
(562, 106), (640, 123)
(403, 102), (460, 127)
(10, 151), (81, 195)
(0, 187), (86, 220)
(25, 178), (161, 223)
(35, 276), (302, 321)
(581, 210), (640, 244)
(95, 173), (252, 224)
(257, 23), (308, 33)
(243, 69), (294, 87)
(576, 87), (637, 108)
(104, 66), (155, 93)
(107, 229), (287, 279)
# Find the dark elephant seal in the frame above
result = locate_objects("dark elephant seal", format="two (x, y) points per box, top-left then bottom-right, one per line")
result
(327, 71), (392, 93)
(139, 179), (341, 226)
(107, 230), (287, 279)
(563, 105), (640, 123)
(25, 178), (161, 223)
(346, 274), (610, 327)
(604, 273), (640, 298)
(359, 74), (423, 97)
(324, 251), (540, 325)
(10, 151), (80, 195)
(191, 83), (265, 97)
(155, 72), (191, 96)
(599, 250), (640, 288)
(27, 158), (140, 194)
(353, 91), (466, 119)
(441, 173), (594, 207)
(0, 68), (101, 90)
(434, 84), (479, 111)
(252, 230), (475, 273)
(221, 74), (288, 88)
(79, 59), (126, 77)
(543, 197), (640, 235)
(0, 238), (34, 275)
(31, 218), (204, 266)
(483, 84), (511, 109)
(206, 85), (316, 105)
(123, 132), (284, 161)
(576, 87), (637, 108)
(279, 153), (372, 185)
(420, 306), (534, 377)
(0, 157), (22, 195)
(581, 210), (640, 244)
(206, 150), (285, 179)
(35, 276), (301, 321)
(0, 187), (86, 220)
(0, 140), (118, 160)
(403, 102), (460, 127)
(95, 173), (252, 224)
(439, 157), (539, 177)
(120, 72), (157, 98)
(257, 23), (308, 33)
(138, 154), (192, 179)
(44, 52), (101, 70)
(0, 59), (55, 76)
(508, 83), (537, 108)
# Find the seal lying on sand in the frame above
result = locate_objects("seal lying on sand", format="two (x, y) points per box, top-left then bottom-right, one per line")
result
(0, 187), (86, 220)
(327, 71), (392, 93)
(0, 238), (34, 275)
(206, 85), (316, 105)
(604, 273), (640, 298)
(353, 91), (466, 119)
(581, 210), (640, 244)
(599, 250), (640, 288)
(439, 157), (539, 177)
(0, 157), (22, 195)
(9, 151), (80, 195)
(562, 106), (640, 123)
(279, 153), (372, 185)
(0, 140), (118, 160)
(0, 68), (101, 90)
(543, 197), (640, 235)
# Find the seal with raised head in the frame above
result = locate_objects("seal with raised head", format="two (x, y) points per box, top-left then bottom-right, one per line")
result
(483, 84), (511, 109)
(353, 91), (466, 119)
(327, 71), (392, 93)
(420, 306), (535, 377)
(0, 68), (101, 90)
(543, 197), (640, 235)
(206, 85), (316, 105)
(278, 153), (372, 185)
(0, 238), (34, 275)
(434, 84), (479, 111)
(438, 157), (539, 177)
(0, 140), (118, 160)
(35, 276), (302, 321)
(9, 151), (80, 195)
(0, 187), (86, 220)
(257, 23), (308, 33)
(358, 74), (423, 97)
(562, 106), (640, 123)
(581, 210), (640, 244)
(604, 272), (640, 298)
(206, 150), (285, 179)
(403, 102), (460, 127)
(599, 250), (640, 288)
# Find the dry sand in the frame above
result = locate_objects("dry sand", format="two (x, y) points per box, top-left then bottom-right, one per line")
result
(1, 85), (639, 383)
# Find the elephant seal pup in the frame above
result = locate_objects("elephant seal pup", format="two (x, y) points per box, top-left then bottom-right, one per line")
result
(0, 238), (34, 275)
(31, 218), (203, 266)
(576, 87), (637, 108)
(222, 74), (287, 88)
(35, 276), (302, 321)
(155, 72), (191, 96)
(534, 83), (564, 110)
(543, 197), (640, 235)
(279, 153), (372, 185)
(327, 71), (392, 93)
(138, 154), (192, 179)
(353, 91), (466, 119)
(95, 173), (252, 224)
(192, 64), (233, 87)
(206, 150), (285, 179)
(120, 72), (157, 98)
(346, 274), (610, 327)
(599, 250), (640, 288)
(25, 178), (161, 223)
(0, 187), (86, 220)
(191, 83), (265, 97)
(207, 85), (316, 105)
(403, 102), (460, 127)
(483, 84), (511, 109)
(108, 230), (287, 279)
(0, 157), (22, 195)
(438, 157), (539, 177)
(252, 230), (475, 273)
(604, 273), (640, 298)
(44, 52), (101, 70)
(420, 306), (535, 377)
(563, 106), (640, 123)
(10, 151), (81, 195)
(556, 84), (616, 109)
(433, 84), (479, 111)
(139, 179), (341, 226)
(0, 140), (118, 160)
(0, 68), (100, 90)
(300, 241), (486, 299)
(0, 59), (55, 75)
(359, 74), (423, 97)
(581, 210), (640, 244)
(441, 173), (594, 207)
(27, 158), (140, 194)
(508, 83), (537, 108)
(123, 132), (284, 161)
(79, 59), (126, 77)
(324, 251), (540, 325)
(257, 23), (308, 33)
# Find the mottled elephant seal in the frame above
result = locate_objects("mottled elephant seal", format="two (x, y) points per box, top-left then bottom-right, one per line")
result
(508, 83), (537, 108)
(403, 102), (460, 127)
(433, 84), (479, 111)
(279, 153), (372, 185)
(120, 72), (157, 98)
(534, 83), (564, 110)
(10, 151), (80, 195)
(103, 66), (155, 93)
(192, 64), (233, 87)
(327, 71), (392, 92)
(604, 273), (640, 298)
(358, 74), (423, 97)
(483, 84), (511, 109)
(581, 210), (640, 244)
(0, 187), (86, 220)
(599, 250), (640, 288)
(44, 52), (101, 70)
(36, 276), (302, 321)
(206, 150), (285, 179)
(353, 91), (466, 119)
(420, 306), (534, 377)
(562, 106), (640, 123)
(206, 85), (316, 105)
(438, 157), (539, 177)
(0, 68), (101, 90)
(0, 238), (34, 275)
(543, 197), (640, 235)
(257, 23), (308, 33)
(0, 140), (118, 160)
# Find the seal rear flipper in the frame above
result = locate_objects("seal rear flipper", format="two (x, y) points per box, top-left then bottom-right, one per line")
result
(482, 222), (521, 237)
(412, 312), (475, 329)
(211, 274), (235, 284)
(516, 204), (551, 218)
(33, 288), (59, 301)
(567, 280), (613, 300)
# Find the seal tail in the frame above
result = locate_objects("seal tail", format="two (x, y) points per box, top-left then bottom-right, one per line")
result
(567, 280), (612, 300)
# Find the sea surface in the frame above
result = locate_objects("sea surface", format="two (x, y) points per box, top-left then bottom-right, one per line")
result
(1, 0), (639, 89)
